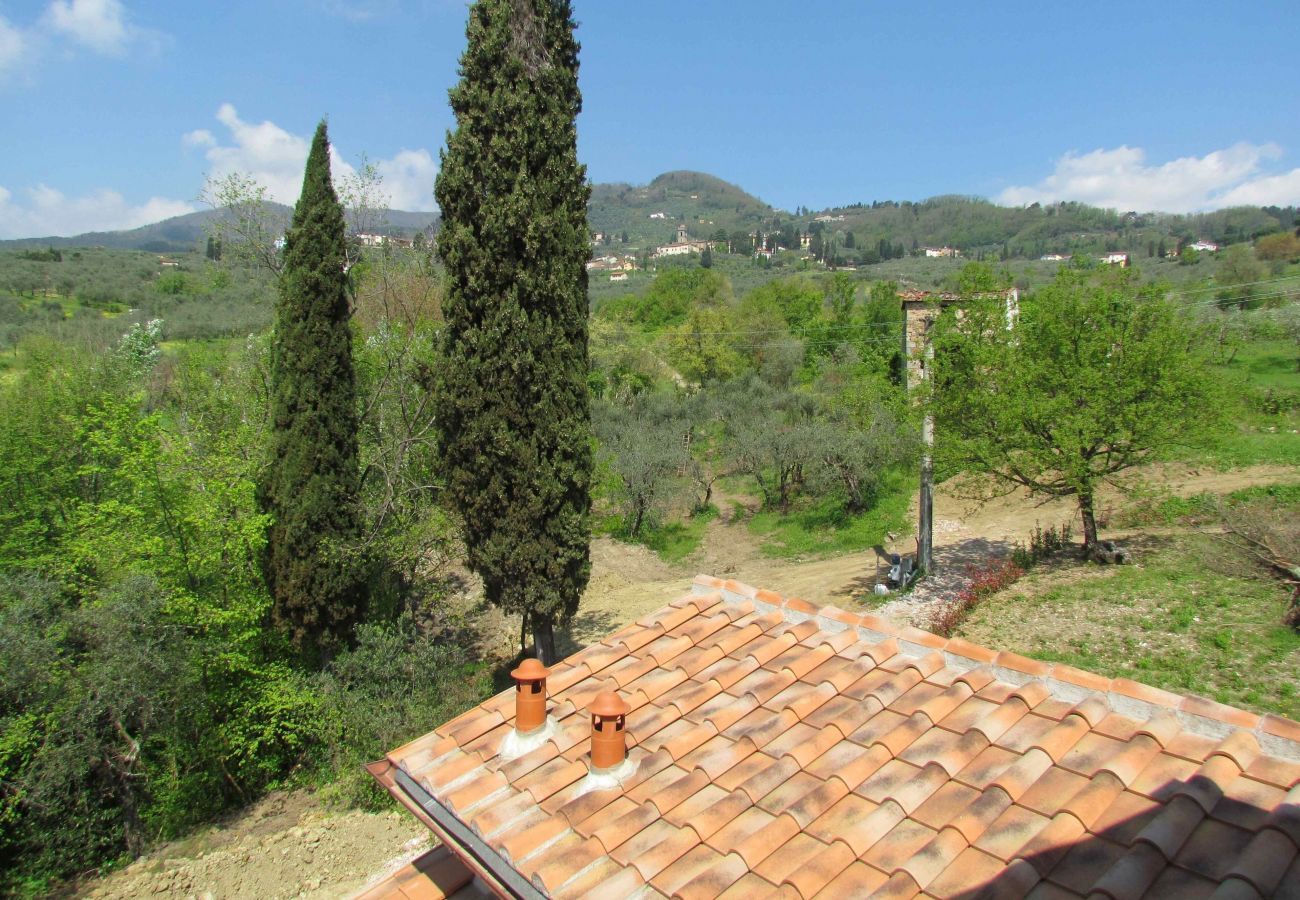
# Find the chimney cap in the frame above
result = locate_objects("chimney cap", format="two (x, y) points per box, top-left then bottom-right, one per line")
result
(511, 658), (549, 682)
(589, 691), (630, 718)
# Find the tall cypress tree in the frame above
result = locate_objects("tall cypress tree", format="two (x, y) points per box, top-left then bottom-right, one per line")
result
(261, 120), (365, 659)
(435, 0), (592, 664)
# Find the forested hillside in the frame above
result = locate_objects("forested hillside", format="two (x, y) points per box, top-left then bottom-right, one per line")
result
(0, 207), (439, 254)
(7, 170), (1295, 265)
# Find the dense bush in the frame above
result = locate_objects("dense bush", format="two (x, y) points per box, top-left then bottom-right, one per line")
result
(1011, 522), (1075, 568)
(0, 303), (482, 894)
(313, 617), (491, 807)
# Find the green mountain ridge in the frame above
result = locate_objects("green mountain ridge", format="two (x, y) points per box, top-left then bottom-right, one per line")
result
(3, 170), (1296, 257)
(0, 206), (441, 254)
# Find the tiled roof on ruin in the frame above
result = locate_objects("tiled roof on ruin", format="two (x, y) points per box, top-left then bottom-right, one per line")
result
(366, 575), (1300, 899)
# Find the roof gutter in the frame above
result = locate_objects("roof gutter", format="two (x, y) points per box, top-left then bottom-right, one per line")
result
(392, 767), (548, 900)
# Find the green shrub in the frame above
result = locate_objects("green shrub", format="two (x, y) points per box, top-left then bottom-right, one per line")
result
(313, 616), (492, 807)
(1011, 521), (1075, 568)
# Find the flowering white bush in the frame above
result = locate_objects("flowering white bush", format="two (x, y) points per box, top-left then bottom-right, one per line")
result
(118, 318), (164, 374)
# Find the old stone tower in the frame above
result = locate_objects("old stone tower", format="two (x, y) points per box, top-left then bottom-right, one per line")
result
(901, 287), (1019, 573)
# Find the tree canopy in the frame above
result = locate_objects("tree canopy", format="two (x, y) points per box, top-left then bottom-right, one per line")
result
(434, 0), (592, 664)
(928, 266), (1222, 553)
(260, 121), (366, 658)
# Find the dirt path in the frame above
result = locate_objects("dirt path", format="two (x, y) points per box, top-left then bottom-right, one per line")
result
(78, 462), (1297, 899)
(575, 462), (1300, 633)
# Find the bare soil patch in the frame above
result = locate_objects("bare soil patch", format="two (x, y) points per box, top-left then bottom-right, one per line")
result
(80, 791), (429, 900)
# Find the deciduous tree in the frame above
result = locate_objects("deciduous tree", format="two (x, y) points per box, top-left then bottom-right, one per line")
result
(928, 267), (1221, 557)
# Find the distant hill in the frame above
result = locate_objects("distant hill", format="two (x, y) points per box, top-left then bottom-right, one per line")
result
(0, 208), (244, 253)
(0, 206), (440, 254)
(2, 170), (1295, 259)
(798, 196), (1298, 262)
(587, 170), (778, 247)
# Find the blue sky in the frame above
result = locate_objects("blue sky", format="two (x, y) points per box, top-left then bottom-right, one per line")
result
(1, 0), (1298, 238)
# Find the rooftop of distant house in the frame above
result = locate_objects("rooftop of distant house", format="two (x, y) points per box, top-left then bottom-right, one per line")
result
(359, 576), (1300, 900)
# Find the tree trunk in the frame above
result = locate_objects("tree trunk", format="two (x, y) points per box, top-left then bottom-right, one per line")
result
(533, 615), (557, 666)
(1079, 491), (1099, 556)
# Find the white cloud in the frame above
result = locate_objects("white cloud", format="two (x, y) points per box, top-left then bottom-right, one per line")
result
(998, 143), (1300, 213)
(182, 128), (215, 149)
(203, 104), (320, 204)
(1215, 168), (1300, 208)
(0, 1), (159, 85)
(0, 102), (437, 239)
(0, 15), (27, 79)
(374, 149), (439, 211)
(0, 183), (195, 239)
(44, 0), (131, 55)
(198, 104), (438, 211)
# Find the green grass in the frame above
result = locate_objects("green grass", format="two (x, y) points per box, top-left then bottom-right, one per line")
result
(641, 504), (719, 562)
(747, 470), (912, 559)
(1232, 337), (1300, 391)
(957, 533), (1300, 720)
(595, 504), (718, 563)
(1192, 338), (1300, 468)
(1113, 482), (1300, 528)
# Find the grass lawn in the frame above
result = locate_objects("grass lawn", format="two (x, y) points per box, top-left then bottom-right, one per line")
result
(1194, 338), (1300, 468)
(1112, 482), (1300, 528)
(747, 469), (912, 559)
(955, 533), (1300, 720)
(595, 504), (718, 563)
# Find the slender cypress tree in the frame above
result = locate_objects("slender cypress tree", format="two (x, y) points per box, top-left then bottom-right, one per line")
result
(261, 120), (365, 659)
(435, 0), (592, 664)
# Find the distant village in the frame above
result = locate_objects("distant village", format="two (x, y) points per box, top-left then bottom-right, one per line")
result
(359, 217), (1223, 281)
(582, 214), (1224, 281)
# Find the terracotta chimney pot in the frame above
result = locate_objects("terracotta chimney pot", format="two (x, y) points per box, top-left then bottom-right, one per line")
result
(589, 691), (631, 771)
(510, 658), (549, 734)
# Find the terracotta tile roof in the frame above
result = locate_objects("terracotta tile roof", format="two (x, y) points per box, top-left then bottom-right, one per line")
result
(353, 845), (486, 899)
(367, 576), (1300, 899)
